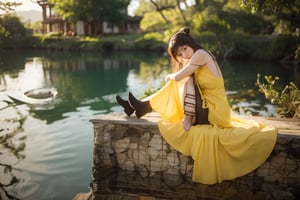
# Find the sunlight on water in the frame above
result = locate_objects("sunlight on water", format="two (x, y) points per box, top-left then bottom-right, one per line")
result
(4, 58), (47, 92)
(127, 69), (163, 97)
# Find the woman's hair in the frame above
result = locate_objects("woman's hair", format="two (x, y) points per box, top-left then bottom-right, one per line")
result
(168, 27), (203, 71)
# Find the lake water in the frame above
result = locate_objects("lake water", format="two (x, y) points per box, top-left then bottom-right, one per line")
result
(0, 50), (298, 200)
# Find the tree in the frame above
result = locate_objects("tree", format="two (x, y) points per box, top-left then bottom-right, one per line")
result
(133, 0), (155, 16)
(240, 0), (300, 32)
(148, 0), (175, 24)
(0, 14), (26, 42)
(0, 1), (25, 47)
(49, 0), (130, 24)
(135, 0), (196, 31)
(0, 0), (21, 14)
(174, 0), (189, 25)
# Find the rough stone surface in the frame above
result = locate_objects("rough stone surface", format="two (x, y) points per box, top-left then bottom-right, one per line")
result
(75, 112), (300, 200)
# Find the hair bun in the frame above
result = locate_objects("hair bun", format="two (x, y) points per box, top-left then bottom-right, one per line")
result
(180, 27), (190, 34)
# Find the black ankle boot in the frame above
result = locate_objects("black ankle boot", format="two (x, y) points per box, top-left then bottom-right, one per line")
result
(128, 92), (152, 118)
(116, 95), (135, 116)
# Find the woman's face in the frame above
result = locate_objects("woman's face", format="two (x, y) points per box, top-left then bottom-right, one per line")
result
(176, 45), (194, 60)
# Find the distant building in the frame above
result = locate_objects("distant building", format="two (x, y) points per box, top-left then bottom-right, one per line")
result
(36, 0), (142, 36)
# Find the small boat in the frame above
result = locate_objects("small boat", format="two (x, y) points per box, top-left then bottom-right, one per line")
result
(24, 88), (58, 99)
(7, 88), (58, 105)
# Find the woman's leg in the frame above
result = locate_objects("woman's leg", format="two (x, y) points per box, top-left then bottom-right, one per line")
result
(116, 95), (134, 116)
(182, 76), (196, 131)
(128, 92), (152, 118)
(116, 93), (152, 118)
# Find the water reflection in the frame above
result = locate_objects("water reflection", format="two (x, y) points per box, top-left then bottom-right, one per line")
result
(0, 50), (298, 200)
(0, 50), (171, 200)
(92, 168), (279, 199)
(1, 51), (168, 122)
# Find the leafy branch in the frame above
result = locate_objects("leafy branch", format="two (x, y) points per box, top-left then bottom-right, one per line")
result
(0, 1), (21, 14)
(256, 74), (300, 118)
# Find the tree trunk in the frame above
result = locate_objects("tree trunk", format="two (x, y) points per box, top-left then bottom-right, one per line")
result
(149, 0), (171, 24)
(175, 0), (189, 26)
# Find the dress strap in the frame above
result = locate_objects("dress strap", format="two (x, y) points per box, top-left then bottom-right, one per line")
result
(190, 50), (222, 78)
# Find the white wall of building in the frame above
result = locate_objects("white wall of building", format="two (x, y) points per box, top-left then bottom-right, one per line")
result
(102, 22), (120, 34)
(76, 21), (84, 36)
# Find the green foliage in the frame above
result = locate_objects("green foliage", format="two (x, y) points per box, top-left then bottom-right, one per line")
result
(0, 1), (21, 14)
(24, 20), (43, 30)
(0, 14), (26, 47)
(140, 86), (160, 99)
(137, 0), (282, 58)
(226, 34), (300, 61)
(240, 0), (300, 32)
(142, 32), (164, 41)
(140, 12), (167, 31)
(256, 74), (300, 118)
(192, 31), (219, 53)
(138, 0), (275, 35)
(193, 6), (273, 36)
(135, 32), (166, 51)
(33, 34), (145, 51)
(270, 34), (299, 59)
(133, 0), (155, 16)
(198, 14), (231, 35)
(0, 23), (9, 39)
(140, 80), (167, 100)
(219, 9), (273, 34)
(49, 0), (128, 24)
(99, 34), (140, 42)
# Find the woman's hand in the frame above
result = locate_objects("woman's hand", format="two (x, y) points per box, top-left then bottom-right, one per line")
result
(164, 73), (176, 82)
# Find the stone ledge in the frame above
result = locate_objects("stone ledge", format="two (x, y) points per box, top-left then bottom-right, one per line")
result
(236, 115), (300, 135)
(83, 112), (300, 200)
(90, 112), (300, 136)
(90, 112), (300, 135)
(90, 112), (162, 125)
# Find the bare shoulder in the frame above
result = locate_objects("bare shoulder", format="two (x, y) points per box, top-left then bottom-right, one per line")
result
(190, 49), (210, 65)
(194, 49), (211, 58)
(194, 49), (208, 56)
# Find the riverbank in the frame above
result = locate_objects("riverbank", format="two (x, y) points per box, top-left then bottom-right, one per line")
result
(1, 32), (299, 63)
(4, 33), (166, 53)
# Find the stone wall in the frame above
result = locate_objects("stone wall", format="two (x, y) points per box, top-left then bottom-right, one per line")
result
(84, 113), (300, 200)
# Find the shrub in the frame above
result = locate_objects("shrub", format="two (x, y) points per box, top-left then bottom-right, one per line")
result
(256, 74), (300, 118)
(134, 32), (166, 51)
(0, 14), (25, 41)
(227, 34), (299, 61)
(193, 31), (219, 54)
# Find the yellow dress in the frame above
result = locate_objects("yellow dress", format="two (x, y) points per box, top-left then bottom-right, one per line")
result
(149, 66), (277, 184)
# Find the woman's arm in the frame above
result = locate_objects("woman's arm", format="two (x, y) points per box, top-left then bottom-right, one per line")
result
(165, 50), (208, 82)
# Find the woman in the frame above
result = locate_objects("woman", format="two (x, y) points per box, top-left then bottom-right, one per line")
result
(118, 27), (214, 130)
(116, 27), (277, 184)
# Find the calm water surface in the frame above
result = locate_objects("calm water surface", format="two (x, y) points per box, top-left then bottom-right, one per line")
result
(0, 50), (298, 200)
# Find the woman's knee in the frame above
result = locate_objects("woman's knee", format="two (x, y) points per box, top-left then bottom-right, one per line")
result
(184, 76), (195, 94)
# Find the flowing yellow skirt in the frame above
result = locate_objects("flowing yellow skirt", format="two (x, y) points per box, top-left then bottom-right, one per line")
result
(158, 117), (277, 184)
(150, 80), (278, 184)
